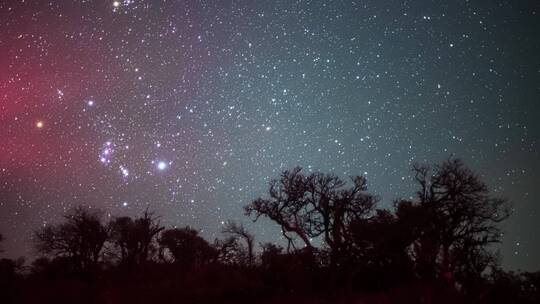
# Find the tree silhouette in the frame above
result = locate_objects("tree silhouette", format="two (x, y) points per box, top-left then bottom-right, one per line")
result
(222, 221), (254, 267)
(244, 167), (312, 251)
(158, 227), (216, 267)
(109, 209), (163, 266)
(214, 236), (247, 266)
(244, 166), (377, 266)
(397, 158), (511, 288)
(2, 157), (528, 303)
(34, 207), (109, 272)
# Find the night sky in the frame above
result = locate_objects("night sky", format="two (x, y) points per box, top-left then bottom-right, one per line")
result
(0, 0), (539, 271)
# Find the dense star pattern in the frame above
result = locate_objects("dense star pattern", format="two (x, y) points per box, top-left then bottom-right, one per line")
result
(0, 0), (538, 271)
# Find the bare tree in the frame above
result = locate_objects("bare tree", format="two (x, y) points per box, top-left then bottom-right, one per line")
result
(109, 209), (163, 265)
(34, 207), (109, 272)
(399, 158), (511, 285)
(307, 173), (377, 265)
(244, 167), (377, 266)
(214, 236), (247, 266)
(222, 221), (254, 266)
(245, 167), (312, 251)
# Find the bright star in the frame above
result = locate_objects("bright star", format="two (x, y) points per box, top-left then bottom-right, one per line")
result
(36, 121), (44, 128)
(120, 166), (129, 177)
(157, 161), (168, 170)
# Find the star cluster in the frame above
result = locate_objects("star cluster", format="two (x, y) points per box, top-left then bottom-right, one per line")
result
(0, 0), (539, 271)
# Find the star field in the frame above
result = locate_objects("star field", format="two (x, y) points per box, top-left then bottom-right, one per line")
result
(0, 0), (539, 271)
